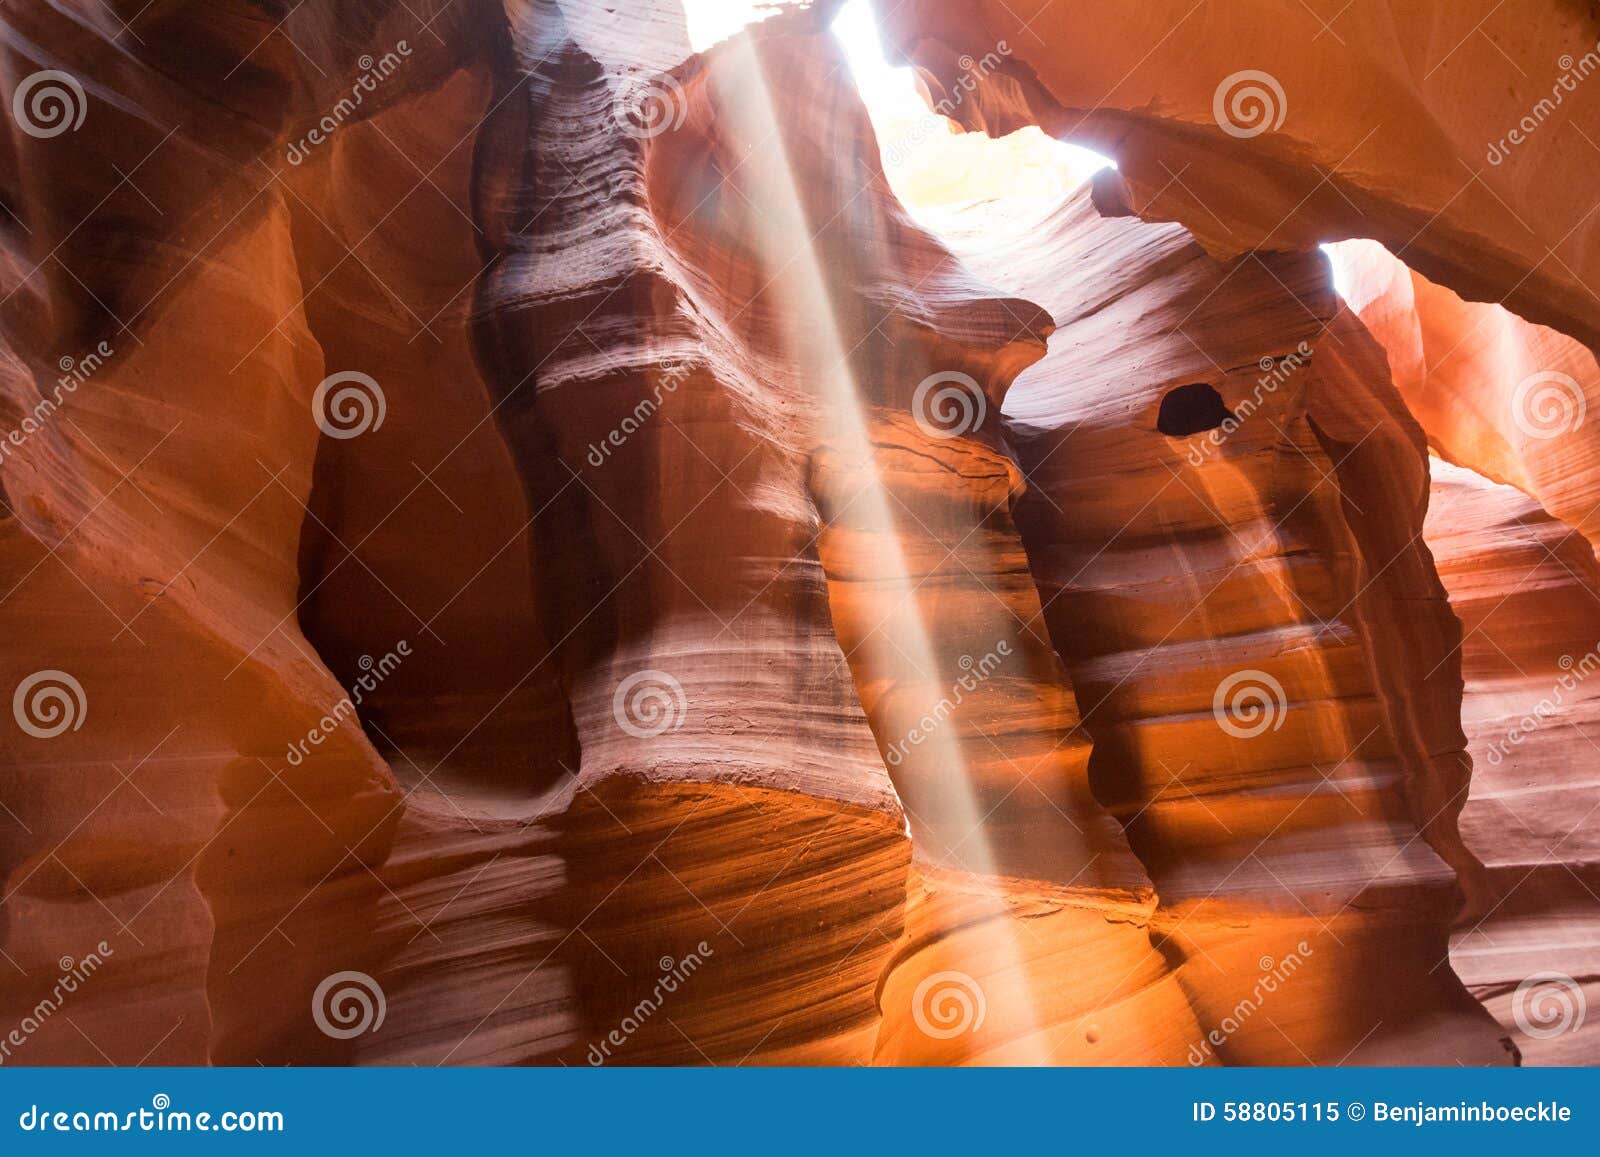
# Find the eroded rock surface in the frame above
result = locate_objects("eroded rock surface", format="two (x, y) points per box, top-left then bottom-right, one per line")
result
(941, 183), (1507, 1065)
(0, 0), (1595, 1067)
(870, 0), (1600, 349)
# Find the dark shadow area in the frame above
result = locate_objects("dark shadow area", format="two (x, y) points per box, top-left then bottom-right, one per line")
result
(1156, 381), (1232, 436)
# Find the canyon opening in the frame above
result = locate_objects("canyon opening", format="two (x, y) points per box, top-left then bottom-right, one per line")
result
(0, 0), (1597, 1078)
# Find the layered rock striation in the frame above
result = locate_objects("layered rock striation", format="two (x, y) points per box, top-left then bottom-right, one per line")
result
(0, 0), (1595, 1067)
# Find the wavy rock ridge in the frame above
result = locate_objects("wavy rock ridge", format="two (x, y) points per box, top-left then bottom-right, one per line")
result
(0, 0), (1595, 1066)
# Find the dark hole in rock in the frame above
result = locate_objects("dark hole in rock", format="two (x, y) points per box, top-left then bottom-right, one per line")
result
(1156, 381), (1233, 436)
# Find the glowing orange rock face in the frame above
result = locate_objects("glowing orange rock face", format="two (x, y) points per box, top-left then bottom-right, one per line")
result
(936, 185), (1508, 1065)
(1329, 239), (1600, 548)
(1333, 240), (1600, 1066)
(869, 0), (1600, 351)
(0, 0), (1594, 1068)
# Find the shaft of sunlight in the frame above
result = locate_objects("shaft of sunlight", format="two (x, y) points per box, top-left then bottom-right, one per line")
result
(685, 1), (1114, 219)
(704, 25), (1051, 1059)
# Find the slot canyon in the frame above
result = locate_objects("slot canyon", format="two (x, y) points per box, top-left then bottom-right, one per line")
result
(0, 0), (1597, 1067)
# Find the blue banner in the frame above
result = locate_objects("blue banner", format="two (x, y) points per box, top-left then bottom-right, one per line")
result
(1, 1067), (1594, 1152)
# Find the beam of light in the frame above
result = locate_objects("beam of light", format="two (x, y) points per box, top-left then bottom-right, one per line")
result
(684, 1), (1114, 219)
(1321, 242), (1357, 304)
(692, 22), (1051, 1061)
(682, 0), (782, 50)
(827, 0), (1112, 219)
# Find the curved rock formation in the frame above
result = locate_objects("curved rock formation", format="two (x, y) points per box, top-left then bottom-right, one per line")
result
(869, 0), (1600, 350)
(1426, 460), (1600, 1067)
(1328, 238), (1600, 1067)
(1, 0), (1595, 1068)
(938, 181), (1506, 1065)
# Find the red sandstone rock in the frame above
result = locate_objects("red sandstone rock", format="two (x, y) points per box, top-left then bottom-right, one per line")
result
(869, 0), (1600, 350)
(1425, 460), (1600, 1067)
(0, 0), (1595, 1068)
(1329, 238), (1600, 1067)
(940, 182), (1508, 1065)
